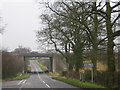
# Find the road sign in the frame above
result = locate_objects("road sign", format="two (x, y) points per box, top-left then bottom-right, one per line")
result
(79, 69), (85, 73)
(83, 67), (92, 70)
(83, 63), (93, 68)
(83, 60), (92, 63)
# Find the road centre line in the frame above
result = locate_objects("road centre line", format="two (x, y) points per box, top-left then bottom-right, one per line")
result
(37, 70), (51, 88)
(38, 74), (50, 88)
(32, 61), (51, 88)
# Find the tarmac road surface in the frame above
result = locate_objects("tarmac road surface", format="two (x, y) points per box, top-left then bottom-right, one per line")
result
(2, 60), (82, 90)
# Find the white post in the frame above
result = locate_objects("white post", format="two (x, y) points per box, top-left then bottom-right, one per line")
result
(84, 72), (85, 81)
(80, 73), (82, 81)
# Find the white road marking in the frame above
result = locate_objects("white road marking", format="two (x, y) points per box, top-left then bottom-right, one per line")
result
(22, 80), (26, 84)
(17, 80), (24, 85)
(46, 84), (50, 88)
(19, 80), (27, 90)
(32, 61), (51, 88)
(43, 81), (45, 83)
(37, 73), (51, 88)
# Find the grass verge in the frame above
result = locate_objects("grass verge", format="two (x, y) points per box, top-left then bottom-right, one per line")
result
(27, 65), (31, 72)
(47, 72), (60, 77)
(52, 76), (105, 88)
(2, 74), (30, 81)
(35, 61), (48, 71)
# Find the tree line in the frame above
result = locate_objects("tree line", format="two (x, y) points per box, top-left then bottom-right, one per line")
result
(2, 46), (31, 78)
(2, 51), (24, 78)
(36, 0), (120, 87)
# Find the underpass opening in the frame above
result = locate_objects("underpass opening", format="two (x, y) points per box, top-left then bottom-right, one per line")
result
(23, 55), (53, 74)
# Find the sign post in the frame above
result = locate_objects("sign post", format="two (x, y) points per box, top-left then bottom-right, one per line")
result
(79, 69), (85, 81)
(80, 73), (82, 81)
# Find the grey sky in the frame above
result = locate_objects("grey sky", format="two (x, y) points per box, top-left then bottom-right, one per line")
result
(0, 0), (119, 52)
(1, 0), (44, 52)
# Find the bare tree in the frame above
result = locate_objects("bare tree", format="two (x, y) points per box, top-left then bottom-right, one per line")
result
(2, 51), (24, 78)
(0, 16), (7, 34)
(14, 46), (31, 55)
(36, 1), (120, 86)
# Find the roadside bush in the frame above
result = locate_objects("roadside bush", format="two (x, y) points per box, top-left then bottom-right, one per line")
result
(62, 71), (80, 79)
(2, 51), (24, 78)
(85, 71), (119, 88)
(64, 70), (119, 88)
(62, 71), (67, 76)
(68, 71), (80, 79)
(84, 70), (91, 81)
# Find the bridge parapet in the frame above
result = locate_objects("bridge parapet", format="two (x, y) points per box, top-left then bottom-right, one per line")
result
(23, 53), (54, 58)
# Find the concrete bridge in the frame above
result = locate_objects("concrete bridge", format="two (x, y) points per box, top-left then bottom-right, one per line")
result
(23, 53), (67, 73)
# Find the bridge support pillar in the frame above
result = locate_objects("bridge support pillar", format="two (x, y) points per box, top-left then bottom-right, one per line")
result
(49, 57), (53, 72)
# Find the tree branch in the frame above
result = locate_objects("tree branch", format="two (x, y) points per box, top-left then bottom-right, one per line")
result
(113, 30), (120, 37)
(47, 3), (69, 19)
(112, 14), (120, 27)
(112, 10), (120, 13)
(111, 1), (120, 9)
(98, 30), (120, 44)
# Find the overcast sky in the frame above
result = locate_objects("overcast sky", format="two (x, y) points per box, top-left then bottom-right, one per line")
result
(0, 0), (46, 52)
(0, 0), (119, 52)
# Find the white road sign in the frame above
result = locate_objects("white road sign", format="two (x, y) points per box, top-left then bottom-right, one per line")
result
(84, 63), (93, 68)
(79, 70), (85, 73)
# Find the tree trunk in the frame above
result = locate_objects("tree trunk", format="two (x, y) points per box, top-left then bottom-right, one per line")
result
(73, 40), (84, 71)
(106, 1), (116, 72)
(92, 2), (98, 72)
(106, 1), (116, 87)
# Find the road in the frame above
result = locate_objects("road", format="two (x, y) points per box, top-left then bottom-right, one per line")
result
(2, 60), (82, 90)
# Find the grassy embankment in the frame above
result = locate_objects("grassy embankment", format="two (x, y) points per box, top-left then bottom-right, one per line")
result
(52, 76), (105, 88)
(47, 72), (60, 77)
(27, 65), (31, 72)
(2, 74), (30, 81)
(35, 60), (48, 71)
